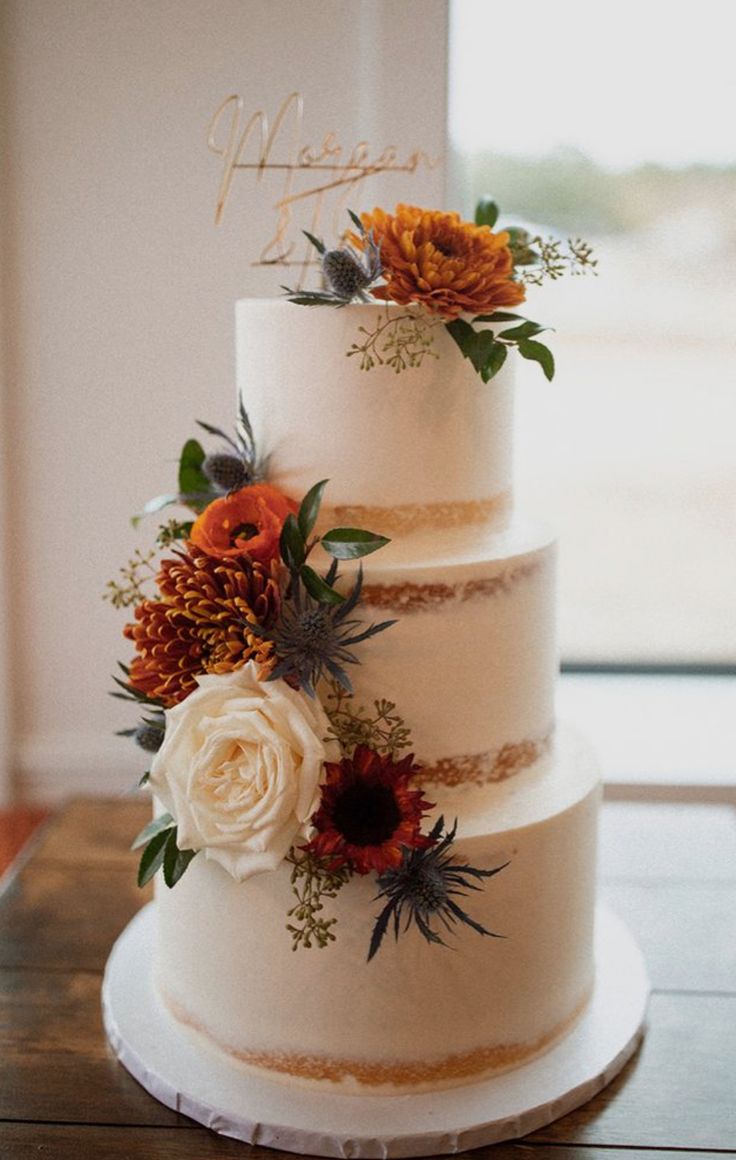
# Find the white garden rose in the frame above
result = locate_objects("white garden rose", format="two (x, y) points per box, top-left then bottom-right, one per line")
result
(149, 663), (334, 881)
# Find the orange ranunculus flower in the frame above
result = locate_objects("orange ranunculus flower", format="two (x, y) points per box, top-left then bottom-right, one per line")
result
(189, 483), (297, 565)
(359, 204), (526, 321)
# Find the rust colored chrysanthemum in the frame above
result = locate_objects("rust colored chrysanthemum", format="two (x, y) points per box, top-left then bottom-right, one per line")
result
(359, 204), (526, 320)
(305, 745), (435, 876)
(123, 546), (281, 706)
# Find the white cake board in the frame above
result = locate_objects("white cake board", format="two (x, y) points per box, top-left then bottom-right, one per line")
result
(102, 903), (648, 1158)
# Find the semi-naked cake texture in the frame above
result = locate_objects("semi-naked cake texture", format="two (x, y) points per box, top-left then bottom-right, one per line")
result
(153, 299), (601, 1093)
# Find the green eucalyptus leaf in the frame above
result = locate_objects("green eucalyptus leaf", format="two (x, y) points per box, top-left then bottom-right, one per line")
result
(162, 827), (197, 888)
(321, 528), (390, 560)
(303, 230), (326, 255)
(445, 320), (508, 382)
(131, 493), (179, 528)
(178, 439), (209, 496)
(298, 479), (329, 542)
(466, 329), (497, 373)
(473, 311), (526, 323)
(131, 812), (174, 851)
(499, 321), (548, 341)
(137, 827), (172, 887)
(474, 197), (499, 228)
(478, 339), (508, 383)
(282, 293), (336, 306)
(280, 513), (306, 571)
(518, 338), (555, 381)
(300, 564), (346, 604)
(444, 317), (475, 353)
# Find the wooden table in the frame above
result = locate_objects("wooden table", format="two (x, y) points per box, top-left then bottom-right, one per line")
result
(1, 796), (734, 1159)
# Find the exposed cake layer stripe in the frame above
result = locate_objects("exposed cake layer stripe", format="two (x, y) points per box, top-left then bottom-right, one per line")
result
(420, 729), (553, 788)
(361, 559), (541, 611)
(321, 492), (511, 536)
(162, 984), (591, 1090)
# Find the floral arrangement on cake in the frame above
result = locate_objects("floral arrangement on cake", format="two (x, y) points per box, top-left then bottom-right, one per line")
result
(106, 406), (506, 958)
(283, 200), (595, 381)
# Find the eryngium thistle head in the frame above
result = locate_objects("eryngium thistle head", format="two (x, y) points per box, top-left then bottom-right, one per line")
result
(134, 718), (165, 753)
(250, 567), (394, 697)
(367, 816), (509, 961)
(322, 249), (372, 300)
(203, 451), (251, 494)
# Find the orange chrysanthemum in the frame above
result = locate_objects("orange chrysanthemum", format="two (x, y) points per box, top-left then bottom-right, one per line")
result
(123, 547), (281, 706)
(190, 483), (297, 566)
(360, 204), (526, 320)
(305, 745), (435, 876)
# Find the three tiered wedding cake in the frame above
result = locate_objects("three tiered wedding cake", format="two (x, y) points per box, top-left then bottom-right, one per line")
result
(104, 205), (648, 1152)
(152, 299), (600, 1092)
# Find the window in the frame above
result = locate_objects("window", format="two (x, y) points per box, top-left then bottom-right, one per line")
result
(449, 0), (736, 667)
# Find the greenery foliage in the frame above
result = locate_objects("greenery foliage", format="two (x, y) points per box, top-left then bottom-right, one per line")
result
(132, 813), (197, 888)
(285, 850), (351, 949)
(446, 311), (555, 382)
(325, 682), (412, 757)
(103, 548), (157, 608)
(279, 479), (390, 603)
(347, 310), (440, 373)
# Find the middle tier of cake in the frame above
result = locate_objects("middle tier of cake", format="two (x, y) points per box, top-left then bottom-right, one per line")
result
(332, 518), (556, 790)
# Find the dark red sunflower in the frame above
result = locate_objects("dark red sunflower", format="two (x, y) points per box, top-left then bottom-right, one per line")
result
(306, 745), (435, 875)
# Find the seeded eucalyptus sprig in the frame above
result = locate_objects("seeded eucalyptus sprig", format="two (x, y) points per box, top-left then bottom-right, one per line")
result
(103, 548), (158, 609)
(325, 682), (412, 758)
(285, 850), (351, 950)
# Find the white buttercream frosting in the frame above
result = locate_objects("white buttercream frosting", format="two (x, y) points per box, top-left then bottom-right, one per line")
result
(149, 296), (602, 1094)
(154, 727), (600, 1092)
(236, 299), (515, 519)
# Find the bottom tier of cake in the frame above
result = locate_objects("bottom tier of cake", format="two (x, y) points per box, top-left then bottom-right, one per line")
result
(153, 727), (600, 1095)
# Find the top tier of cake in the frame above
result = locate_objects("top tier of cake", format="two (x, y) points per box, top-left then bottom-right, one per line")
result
(235, 300), (514, 539)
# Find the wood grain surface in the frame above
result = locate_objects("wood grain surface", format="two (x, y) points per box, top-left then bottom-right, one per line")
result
(0, 796), (734, 1159)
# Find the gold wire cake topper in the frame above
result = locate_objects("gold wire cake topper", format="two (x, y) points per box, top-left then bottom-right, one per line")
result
(208, 92), (436, 281)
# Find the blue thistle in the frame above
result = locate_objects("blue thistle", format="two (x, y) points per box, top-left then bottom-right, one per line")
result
(202, 451), (251, 493)
(283, 214), (383, 306)
(250, 566), (395, 697)
(196, 400), (265, 494)
(367, 816), (509, 961)
(322, 249), (372, 299)
(134, 716), (166, 753)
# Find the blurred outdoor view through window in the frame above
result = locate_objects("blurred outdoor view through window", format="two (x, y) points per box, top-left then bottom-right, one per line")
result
(449, 0), (735, 665)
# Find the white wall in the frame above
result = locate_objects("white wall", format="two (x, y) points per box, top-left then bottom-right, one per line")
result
(0, 0), (448, 803)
